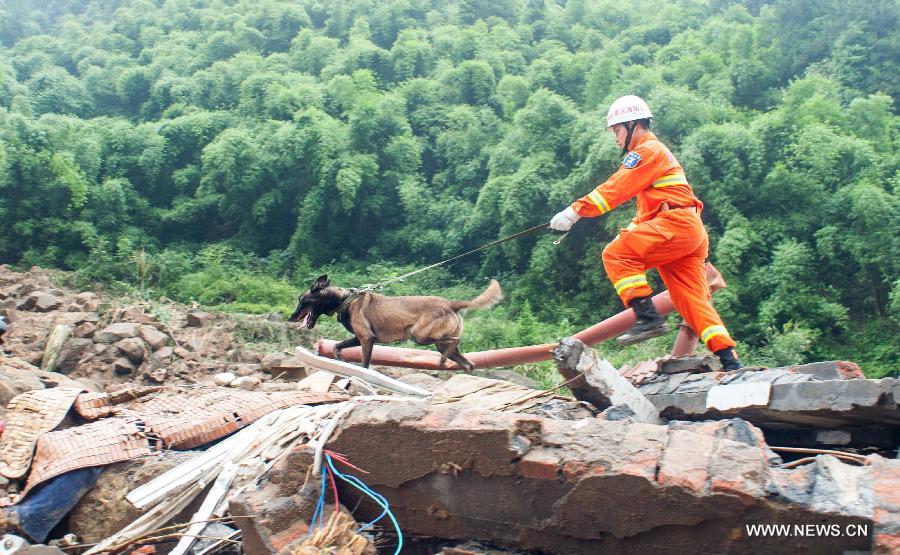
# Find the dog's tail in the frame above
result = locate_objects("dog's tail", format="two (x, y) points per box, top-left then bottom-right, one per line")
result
(451, 279), (502, 312)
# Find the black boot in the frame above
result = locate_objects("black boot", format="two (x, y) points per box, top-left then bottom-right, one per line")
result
(715, 348), (743, 371)
(616, 296), (669, 346)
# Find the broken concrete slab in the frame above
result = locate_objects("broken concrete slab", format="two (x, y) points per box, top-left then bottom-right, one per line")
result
(658, 354), (717, 375)
(553, 338), (662, 424)
(785, 360), (865, 380)
(644, 374), (900, 430)
(325, 401), (881, 554)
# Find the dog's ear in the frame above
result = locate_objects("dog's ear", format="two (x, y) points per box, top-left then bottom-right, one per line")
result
(311, 274), (329, 291)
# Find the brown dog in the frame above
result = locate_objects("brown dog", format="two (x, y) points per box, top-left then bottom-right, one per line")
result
(289, 275), (502, 370)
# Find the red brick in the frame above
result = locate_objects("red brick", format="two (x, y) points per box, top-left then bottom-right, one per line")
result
(518, 457), (559, 481)
(835, 361), (864, 379)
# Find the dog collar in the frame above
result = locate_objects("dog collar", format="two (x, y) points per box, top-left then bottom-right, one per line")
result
(330, 288), (362, 316)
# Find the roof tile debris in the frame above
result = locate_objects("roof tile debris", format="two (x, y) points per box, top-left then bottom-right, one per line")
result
(0, 388), (84, 480)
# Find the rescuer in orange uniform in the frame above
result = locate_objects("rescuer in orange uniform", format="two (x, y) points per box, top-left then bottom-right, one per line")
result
(550, 95), (742, 371)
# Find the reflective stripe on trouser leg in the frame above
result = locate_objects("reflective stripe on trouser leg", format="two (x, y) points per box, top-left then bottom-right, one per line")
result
(614, 274), (648, 296)
(700, 325), (735, 352)
(602, 237), (653, 306)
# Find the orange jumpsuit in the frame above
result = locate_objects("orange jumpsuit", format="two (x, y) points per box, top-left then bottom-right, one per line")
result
(571, 132), (736, 353)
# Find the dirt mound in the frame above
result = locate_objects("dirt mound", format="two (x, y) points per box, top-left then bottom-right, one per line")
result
(0, 265), (313, 396)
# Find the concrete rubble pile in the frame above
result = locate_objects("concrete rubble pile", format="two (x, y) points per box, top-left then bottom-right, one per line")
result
(619, 351), (899, 450)
(0, 265), (897, 554)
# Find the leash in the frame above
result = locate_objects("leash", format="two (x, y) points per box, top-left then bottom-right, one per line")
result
(369, 222), (551, 290)
(335, 223), (554, 312)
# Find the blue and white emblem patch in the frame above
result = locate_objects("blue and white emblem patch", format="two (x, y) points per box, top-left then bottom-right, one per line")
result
(622, 151), (642, 169)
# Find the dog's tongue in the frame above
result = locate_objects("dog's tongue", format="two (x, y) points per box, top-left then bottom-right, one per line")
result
(303, 311), (312, 328)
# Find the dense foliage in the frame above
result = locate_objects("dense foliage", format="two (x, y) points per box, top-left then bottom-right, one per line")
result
(1, 0), (897, 375)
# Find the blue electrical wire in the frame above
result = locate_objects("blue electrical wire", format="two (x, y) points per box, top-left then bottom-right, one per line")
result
(305, 464), (329, 538)
(324, 453), (404, 555)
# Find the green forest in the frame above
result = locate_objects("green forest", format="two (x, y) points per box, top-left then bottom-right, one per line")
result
(0, 0), (897, 377)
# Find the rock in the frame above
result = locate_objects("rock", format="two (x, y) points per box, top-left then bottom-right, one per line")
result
(115, 338), (146, 364)
(72, 322), (96, 338)
(238, 350), (263, 364)
(73, 292), (100, 312)
(95, 323), (141, 344)
(40, 324), (73, 372)
(260, 352), (287, 372)
(54, 312), (99, 327)
(138, 325), (167, 351)
(0, 282), (35, 300)
(231, 376), (260, 389)
(186, 309), (211, 327)
(121, 307), (148, 322)
(113, 357), (136, 375)
(68, 452), (198, 542)
(597, 404), (640, 422)
(53, 338), (93, 374)
(74, 377), (103, 392)
(147, 368), (168, 383)
(153, 346), (173, 360)
(214, 372), (236, 386)
(0, 360), (45, 417)
(18, 293), (63, 313)
(173, 346), (198, 361)
(31, 369), (86, 390)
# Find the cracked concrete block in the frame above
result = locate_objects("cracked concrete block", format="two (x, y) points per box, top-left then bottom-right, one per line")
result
(324, 401), (876, 553)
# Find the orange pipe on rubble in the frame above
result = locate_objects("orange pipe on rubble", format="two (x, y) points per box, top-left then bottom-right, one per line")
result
(315, 263), (727, 370)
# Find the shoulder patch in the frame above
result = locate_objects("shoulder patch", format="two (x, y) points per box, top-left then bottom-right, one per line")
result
(622, 151), (642, 169)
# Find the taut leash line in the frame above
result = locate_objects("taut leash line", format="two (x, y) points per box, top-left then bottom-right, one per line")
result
(363, 222), (552, 292)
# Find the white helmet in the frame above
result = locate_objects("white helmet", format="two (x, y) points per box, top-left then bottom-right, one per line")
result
(606, 95), (652, 128)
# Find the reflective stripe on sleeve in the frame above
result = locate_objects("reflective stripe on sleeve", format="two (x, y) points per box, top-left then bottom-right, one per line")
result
(652, 174), (689, 188)
(700, 325), (729, 344)
(587, 190), (612, 214)
(614, 274), (648, 295)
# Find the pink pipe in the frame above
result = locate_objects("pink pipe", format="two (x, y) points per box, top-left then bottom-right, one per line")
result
(315, 263), (726, 370)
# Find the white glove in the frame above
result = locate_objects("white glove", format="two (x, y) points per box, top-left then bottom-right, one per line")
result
(550, 206), (581, 231)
